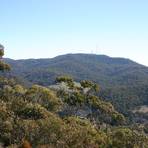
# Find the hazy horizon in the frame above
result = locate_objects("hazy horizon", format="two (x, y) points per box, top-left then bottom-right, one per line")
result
(1, 0), (148, 65)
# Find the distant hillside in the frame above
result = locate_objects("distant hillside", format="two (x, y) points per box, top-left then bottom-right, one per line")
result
(4, 54), (148, 115)
(4, 54), (146, 86)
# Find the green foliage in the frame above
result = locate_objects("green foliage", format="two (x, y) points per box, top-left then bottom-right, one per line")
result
(0, 75), (147, 147)
(0, 44), (4, 57)
(0, 61), (11, 71)
(17, 103), (50, 120)
(143, 123), (148, 133)
(109, 128), (148, 148)
(80, 80), (99, 94)
(56, 76), (74, 88)
(86, 96), (126, 125)
(0, 44), (10, 71)
(80, 80), (94, 88)
(26, 85), (62, 112)
(63, 116), (108, 147)
(111, 113), (126, 126)
(57, 80), (126, 125)
(64, 92), (85, 106)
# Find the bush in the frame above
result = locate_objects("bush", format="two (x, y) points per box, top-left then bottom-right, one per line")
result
(56, 76), (74, 88)
(16, 103), (50, 120)
(25, 85), (62, 112)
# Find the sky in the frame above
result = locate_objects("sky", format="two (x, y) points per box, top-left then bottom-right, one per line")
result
(0, 0), (148, 65)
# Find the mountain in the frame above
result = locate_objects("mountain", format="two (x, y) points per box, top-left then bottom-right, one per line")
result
(4, 54), (146, 85)
(3, 54), (148, 116)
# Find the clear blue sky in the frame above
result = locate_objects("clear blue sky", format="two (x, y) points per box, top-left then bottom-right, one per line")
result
(0, 0), (148, 65)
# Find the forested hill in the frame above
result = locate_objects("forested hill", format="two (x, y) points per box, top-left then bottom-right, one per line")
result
(4, 54), (148, 114)
(4, 54), (147, 86)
